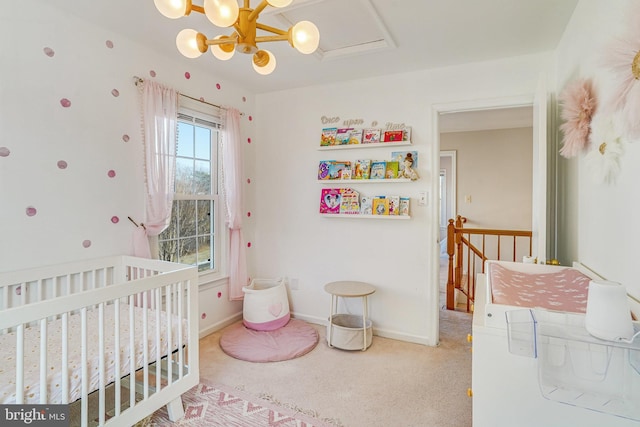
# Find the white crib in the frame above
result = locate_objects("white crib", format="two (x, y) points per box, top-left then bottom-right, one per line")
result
(0, 256), (199, 426)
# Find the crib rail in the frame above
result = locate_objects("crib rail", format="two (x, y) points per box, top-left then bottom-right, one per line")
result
(0, 256), (199, 427)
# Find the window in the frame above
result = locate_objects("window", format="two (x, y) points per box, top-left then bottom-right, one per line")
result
(158, 109), (222, 273)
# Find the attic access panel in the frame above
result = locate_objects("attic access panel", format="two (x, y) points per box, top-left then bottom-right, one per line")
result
(264, 0), (396, 60)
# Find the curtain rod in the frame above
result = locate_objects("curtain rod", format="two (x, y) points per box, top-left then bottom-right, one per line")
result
(133, 76), (240, 113)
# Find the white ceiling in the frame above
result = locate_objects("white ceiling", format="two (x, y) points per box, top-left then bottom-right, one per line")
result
(42, 0), (578, 95)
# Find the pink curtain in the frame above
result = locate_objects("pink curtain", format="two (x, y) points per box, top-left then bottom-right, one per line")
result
(222, 108), (247, 300)
(136, 80), (178, 257)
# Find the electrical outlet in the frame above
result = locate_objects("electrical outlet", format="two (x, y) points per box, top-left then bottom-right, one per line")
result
(418, 191), (428, 206)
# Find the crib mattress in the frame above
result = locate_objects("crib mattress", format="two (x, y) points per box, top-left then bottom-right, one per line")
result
(488, 262), (591, 313)
(0, 303), (186, 404)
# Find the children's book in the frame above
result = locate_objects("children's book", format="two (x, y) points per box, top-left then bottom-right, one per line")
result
(341, 168), (352, 180)
(328, 161), (351, 179)
(339, 188), (360, 214)
(348, 129), (363, 144)
(372, 196), (389, 215)
(391, 151), (419, 171)
(385, 161), (399, 179)
(362, 129), (380, 144)
(360, 196), (373, 215)
(321, 128), (337, 146)
(402, 126), (412, 142)
(318, 160), (333, 180)
(320, 188), (342, 214)
(353, 159), (371, 180)
(387, 195), (400, 215)
(336, 128), (357, 145)
(399, 197), (410, 216)
(370, 161), (386, 179)
(382, 130), (403, 142)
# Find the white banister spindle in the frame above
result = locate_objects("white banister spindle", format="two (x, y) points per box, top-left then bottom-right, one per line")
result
(39, 318), (47, 403)
(80, 308), (88, 427)
(98, 303), (105, 425)
(16, 324), (24, 404)
(61, 313), (69, 404)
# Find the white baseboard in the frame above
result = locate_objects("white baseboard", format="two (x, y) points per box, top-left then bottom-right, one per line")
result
(199, 312), (242, 338)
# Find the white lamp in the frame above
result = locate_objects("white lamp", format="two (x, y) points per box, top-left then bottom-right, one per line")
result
(176, 29), (205, 58)
(290, 21), (320, 54)
(252, 50), (276, 75)
(204, 0), (239, 28)
(584, 280), (634, 341)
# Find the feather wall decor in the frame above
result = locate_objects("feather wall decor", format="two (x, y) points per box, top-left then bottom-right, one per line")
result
(585, 113), (625, 184)
(600, 2), (640, 140)
(558, 78), (597, 158)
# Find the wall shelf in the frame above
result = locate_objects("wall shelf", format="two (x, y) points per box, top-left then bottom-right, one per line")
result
(318, 141), (412, 151)
(320, 214), (410, 220)
(318, 178), (413, 184)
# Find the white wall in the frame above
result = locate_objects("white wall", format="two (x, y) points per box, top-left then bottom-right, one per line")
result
(555, 0), (640, 304)
(253, 53), (552, 345)
(0, 2), (251, 331)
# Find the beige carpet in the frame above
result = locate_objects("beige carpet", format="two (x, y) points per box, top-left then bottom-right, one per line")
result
(197, 307), (472, 427)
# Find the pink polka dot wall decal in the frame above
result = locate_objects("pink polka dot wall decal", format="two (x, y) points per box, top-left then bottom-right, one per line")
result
(122, 134), (130, 142)
(247, 242), (252, 248)
(201, 313), (207, 319)
(247, 211), (251, 217)
(248, 116), (253, 121)
(82, 240), (92, 248)
(149, 70), (156, 77)
(25, 206), (37, 217)
(185, 72), (191, 79)
(111, 89), (120, 97)
(107, 170), (116, 178)
(247, 178), (251, 184)
(199, 97), (205, 102)
(216, 83), (221, 90)
(247, 137), (251, 144)
(0, 147), (10, 157)
(60, 98), (71, 108)
(105, 40), (114, 49)
(57, 160), (68, 169)
(111, 216), (119, 224)
(43, 47), (55, 57)
(217, 292), (222, 298)
(242, 96), (246, 102)
(15, 286), (22, 296)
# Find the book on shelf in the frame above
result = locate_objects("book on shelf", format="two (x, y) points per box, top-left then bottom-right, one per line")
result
(360, 195), (373, 215)
(372, 196), (389, 215)
(370, 161), (386, 179)
(382, 130), (403, 142)
(348, 128), (363, 144)
(321, 128), (338, 146)
(353, 159), (371, 180)
(318, 160), (333, 180)
(391, 151), (419, 171)
(399, 197), (410, 216)
(341, 168), (352, 180)
(339, 188), (360, 214)
(387, 195), (400, 215)
(327, 161), (351, 179)
(385, 161), (399, 179)
(362, 128), (381, 144)
(402, 126), (412, 142)
(336, 128), (354, 145)
(320, 188), (342, 214)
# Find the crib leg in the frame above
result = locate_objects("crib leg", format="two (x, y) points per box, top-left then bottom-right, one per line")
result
(166, 397), (185, 421)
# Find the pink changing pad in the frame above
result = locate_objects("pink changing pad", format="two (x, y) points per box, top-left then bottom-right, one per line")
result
(219, 319), (319, 363)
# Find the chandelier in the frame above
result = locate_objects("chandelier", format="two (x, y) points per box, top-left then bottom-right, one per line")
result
(153, 0), (320, 75)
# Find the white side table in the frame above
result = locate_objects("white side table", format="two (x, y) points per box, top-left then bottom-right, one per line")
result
(324, 281), (376, 351)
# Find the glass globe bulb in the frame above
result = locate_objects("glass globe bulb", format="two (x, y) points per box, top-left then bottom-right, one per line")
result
(154, 0), (188, 19)
(176, 29), (204, 58)
(211, 36), (235, 60)
(291, 21), (320, 54)
(204, 0), (239, 27)
(267, 0), (293, 7)
(252, 50), (276, 75)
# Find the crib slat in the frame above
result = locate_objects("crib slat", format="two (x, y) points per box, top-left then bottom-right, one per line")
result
(114, 299), (121, 417)
(143, 292), (149, 399)
(166, 284), (173, 385)
(16, 324), (24, 404)
(129, 295), (135, 408)
(39, 318), (47, 403)
(155, 286), (161, 392)
(61, 313), (69, 404)
(80, 307), (88, 427)
(178, 281), (184, 379)
(98, 302), (106, 425)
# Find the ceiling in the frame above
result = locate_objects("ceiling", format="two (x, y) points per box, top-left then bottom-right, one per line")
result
(42, 0), (578, 96)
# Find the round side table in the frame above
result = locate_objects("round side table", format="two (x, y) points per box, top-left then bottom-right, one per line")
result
(324, 281), (376, 351)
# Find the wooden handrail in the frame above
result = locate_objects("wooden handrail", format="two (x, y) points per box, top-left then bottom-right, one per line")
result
(446, 215), (532, 312)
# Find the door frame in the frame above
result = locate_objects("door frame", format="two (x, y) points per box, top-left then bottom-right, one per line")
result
(439, 150), (457, 242)
(428, 95), (537, 345)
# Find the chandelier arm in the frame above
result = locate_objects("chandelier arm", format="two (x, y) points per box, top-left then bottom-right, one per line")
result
(233, 23), (246, 39)
(205, 34), (239, 46)
(190, 4), (204, 14)
(255, 22), (288, 36)
(248, 0), (270, 22)
(255, 35), (289, 44)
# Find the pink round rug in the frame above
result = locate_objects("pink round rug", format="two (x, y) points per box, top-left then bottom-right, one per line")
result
(220, 319), (319, 363)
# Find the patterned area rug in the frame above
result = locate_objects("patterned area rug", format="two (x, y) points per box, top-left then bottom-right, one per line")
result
(150, 382), (340, 426)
